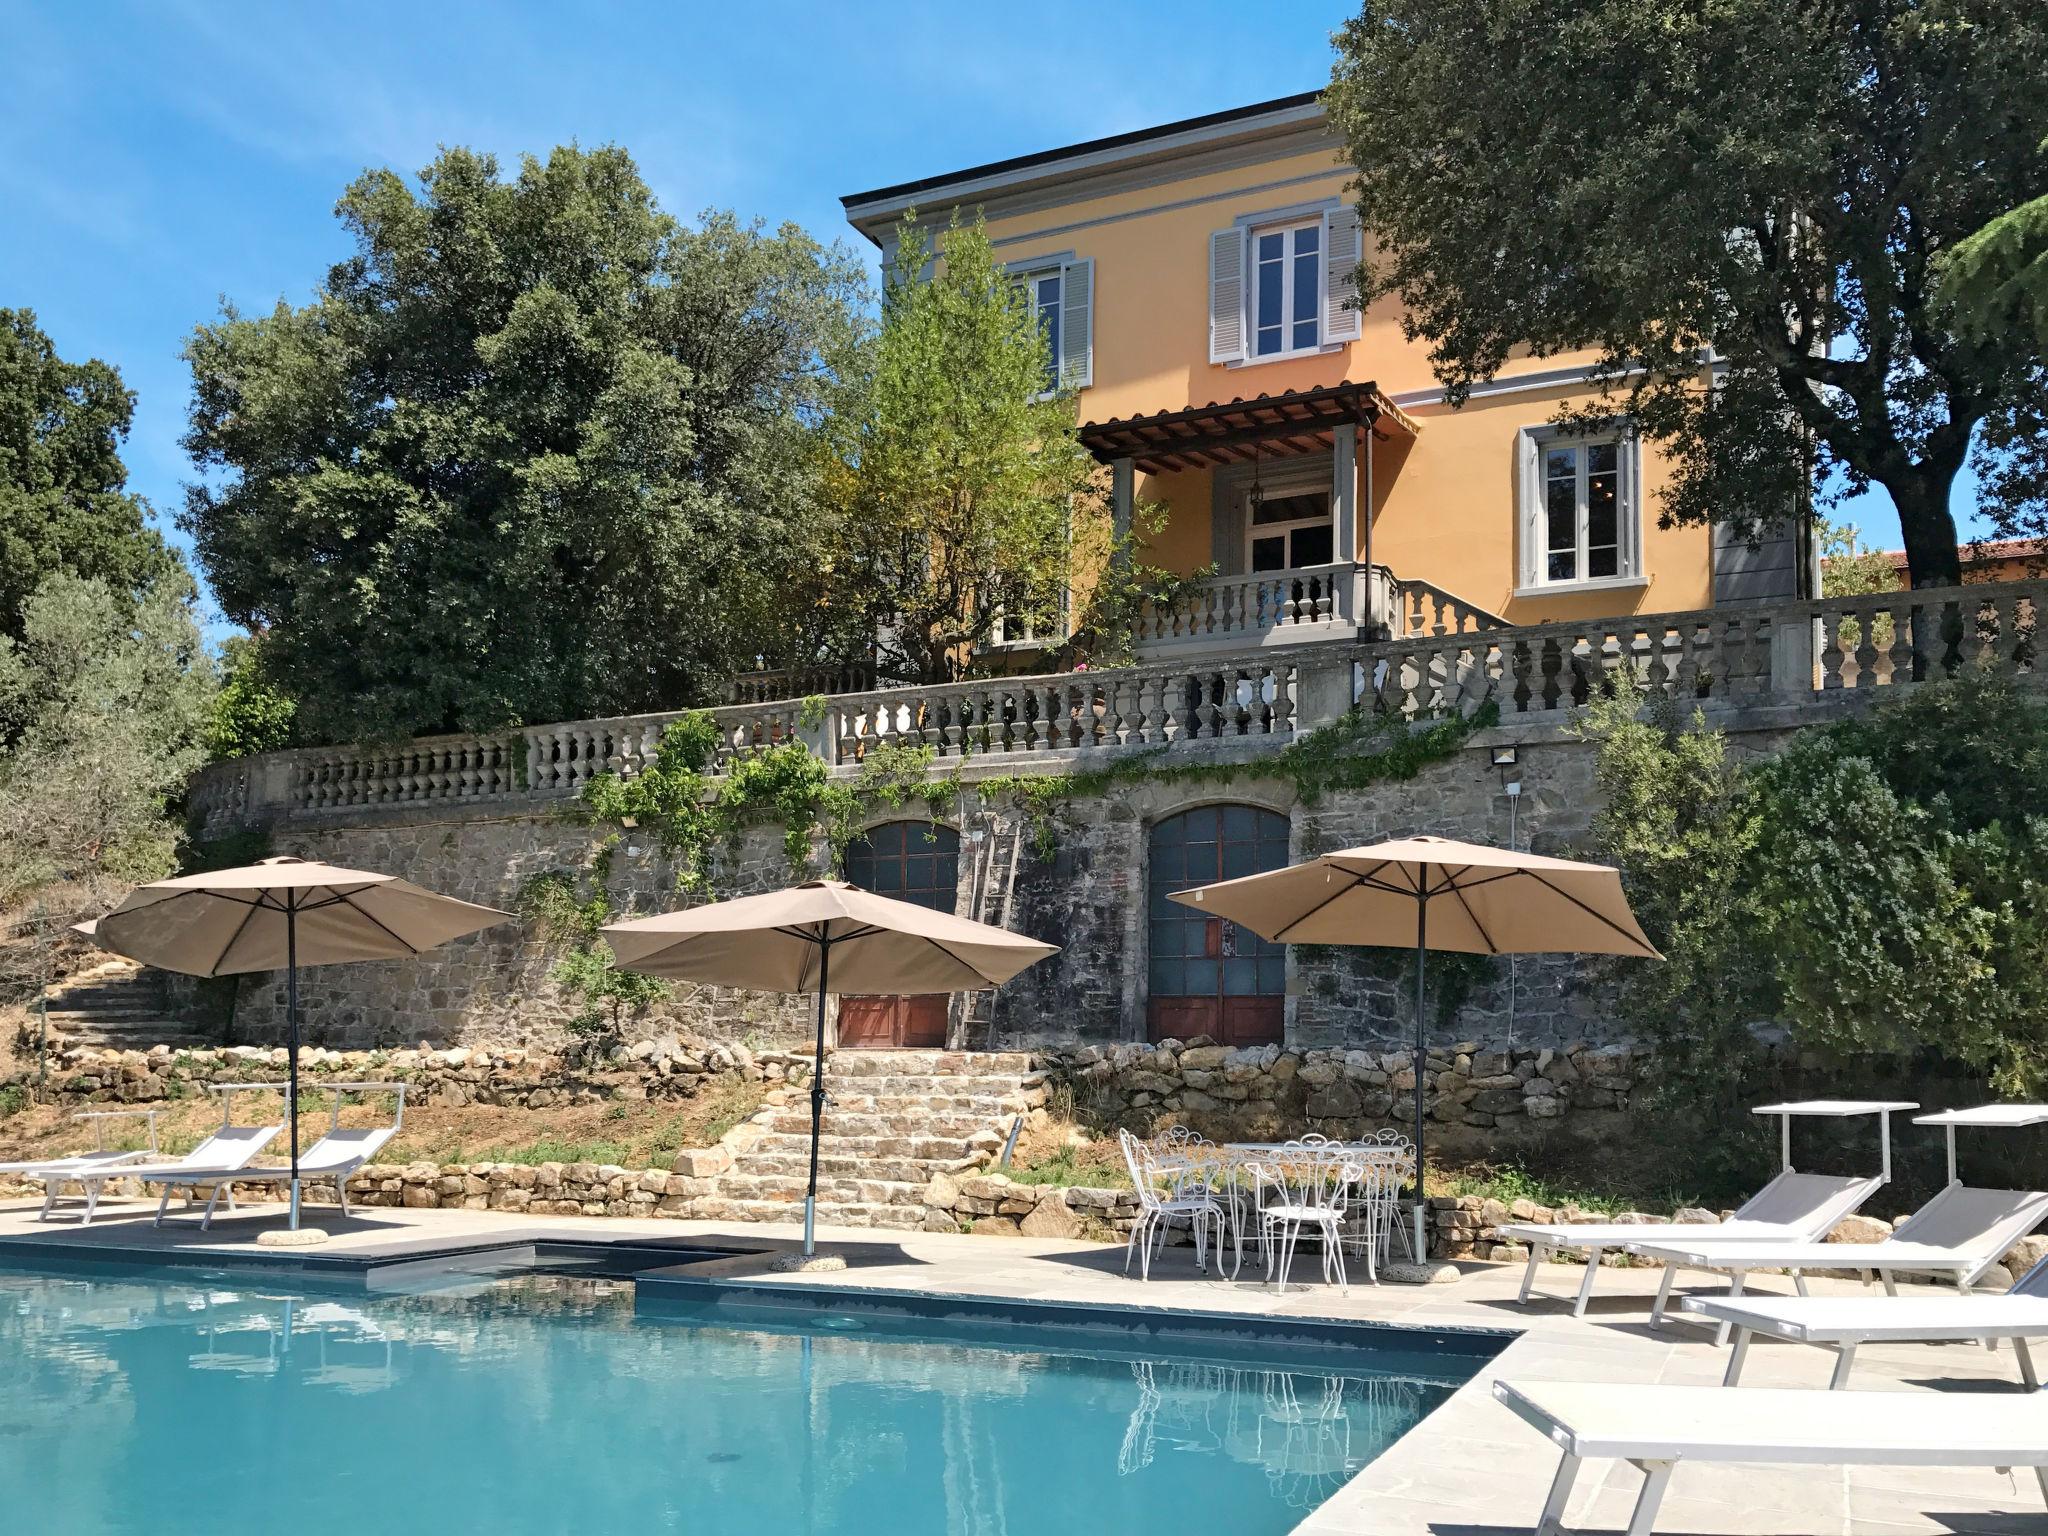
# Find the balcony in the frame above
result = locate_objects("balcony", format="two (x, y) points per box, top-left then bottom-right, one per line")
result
(1133, 562), (1506, 657)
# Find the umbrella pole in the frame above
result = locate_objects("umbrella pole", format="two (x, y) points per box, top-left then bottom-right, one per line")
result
(1411, 893), (1427, 1263)
(803, 939), (830, 1258)
(287, 898), (302, 1231)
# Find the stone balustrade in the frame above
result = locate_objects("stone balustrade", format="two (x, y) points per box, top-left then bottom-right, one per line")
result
(1134, 562), (1358, 650)
(186, 578), (2047, 838)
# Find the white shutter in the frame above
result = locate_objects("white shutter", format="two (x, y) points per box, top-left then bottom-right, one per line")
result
(1515, 429), (1541, 588)
(1208, 227), (1246, 364)
(1322, 205), (1362, 343)
(1059, 257), (1093, 390)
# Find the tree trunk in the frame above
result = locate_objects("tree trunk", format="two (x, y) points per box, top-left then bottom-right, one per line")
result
(1895, 484), (1963, 591)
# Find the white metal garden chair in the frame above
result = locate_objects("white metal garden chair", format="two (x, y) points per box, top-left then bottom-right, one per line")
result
(1245, 1143), (1368, 1293)
(1119, 1128), (1227, 1281)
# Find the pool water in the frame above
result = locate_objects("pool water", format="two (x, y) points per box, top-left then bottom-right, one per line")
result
(0, 1263), (1481, 1535)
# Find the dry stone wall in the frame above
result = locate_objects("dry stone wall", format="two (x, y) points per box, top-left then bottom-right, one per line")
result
(184, 728), (1671, 1060)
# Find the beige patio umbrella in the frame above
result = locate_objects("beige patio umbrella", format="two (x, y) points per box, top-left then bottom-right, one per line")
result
(86, 856), (512, 1230)
(603, 880), (1058, 1256)
(1170, 835), (1659, 1259)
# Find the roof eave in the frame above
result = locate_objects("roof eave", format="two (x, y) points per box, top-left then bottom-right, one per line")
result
(841, 92), (1328, 246)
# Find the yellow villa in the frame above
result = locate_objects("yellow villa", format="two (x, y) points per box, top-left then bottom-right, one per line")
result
(842, 92), (1812, 658)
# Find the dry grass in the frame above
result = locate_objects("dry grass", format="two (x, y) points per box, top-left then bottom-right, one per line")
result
(0, 1076), (765, 1171)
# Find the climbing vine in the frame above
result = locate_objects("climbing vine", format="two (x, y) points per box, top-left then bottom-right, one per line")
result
(516, 854), (672, 1055)
(572, 698), (1496, 888)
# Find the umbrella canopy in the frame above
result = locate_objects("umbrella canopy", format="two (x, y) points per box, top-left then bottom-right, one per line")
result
(1168, 836), (1660, 958)
(87, 856), (511, 1231)
(602, 880), (1057, 1256)
(1171, 835), (1658, 1263)
(602, 880), (1058, 992)
(92, 857), (513, 976)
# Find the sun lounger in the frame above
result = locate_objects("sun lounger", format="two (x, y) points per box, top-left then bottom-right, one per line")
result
(1634, 1182), (2048, 1341)
(1499, 1100), (1911, 1316)
(149, 1081), (408, 1229)
(1635, 1104), (2048, 1342)
(1684, 1250), (2048, 1388)
(1494, 1378), (2048, 1534)
(1, 1109), (163, 1198)
(51, 1121), (285, 1226)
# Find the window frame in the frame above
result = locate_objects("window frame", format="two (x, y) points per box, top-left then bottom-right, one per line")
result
(1243, 480), (1337, 573)
(1247, 217), (1325, 363)
(1516, 424), (1647, 596)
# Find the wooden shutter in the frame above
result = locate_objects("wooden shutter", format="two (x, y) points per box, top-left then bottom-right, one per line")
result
(1208, 227), (1246, 364)
(1059, 257), (1094, 389)
(1323, 205), (1363, 343)
(1515, 428), (1542, 589)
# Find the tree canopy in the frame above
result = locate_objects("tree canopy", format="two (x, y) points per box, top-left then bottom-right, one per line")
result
(1327, 0), (2048, 588)
(0, 571), (216, 909)
(182, 144), (867, 742)
(0, 310), (174, 640)
(804, 218), (1102, 684)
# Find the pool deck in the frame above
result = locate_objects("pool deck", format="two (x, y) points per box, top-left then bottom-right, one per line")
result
(1, 1196), (2039, 1535)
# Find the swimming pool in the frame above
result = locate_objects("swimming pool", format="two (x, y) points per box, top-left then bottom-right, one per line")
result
(0, 1260), (1495, 1534)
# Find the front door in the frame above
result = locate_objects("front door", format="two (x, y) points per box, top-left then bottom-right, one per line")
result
(1146, 805), (1290, 1045)
(839, 820), (961, 1048)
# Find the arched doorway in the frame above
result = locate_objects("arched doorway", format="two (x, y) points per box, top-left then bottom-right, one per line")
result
(838, 820), (961, 1048)
(1147, 805), (1290, 1045)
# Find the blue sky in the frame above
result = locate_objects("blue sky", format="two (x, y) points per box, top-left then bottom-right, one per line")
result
(4, 0), (1956, 637)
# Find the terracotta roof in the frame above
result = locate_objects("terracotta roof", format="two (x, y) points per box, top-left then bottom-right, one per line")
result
(1076, 381), (1419, 475)
(1862, 537), (2048, 572)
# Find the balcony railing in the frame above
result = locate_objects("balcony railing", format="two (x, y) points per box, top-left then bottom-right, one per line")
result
(1133, 562), (1507, 656)
(188, 579), (2043, 836)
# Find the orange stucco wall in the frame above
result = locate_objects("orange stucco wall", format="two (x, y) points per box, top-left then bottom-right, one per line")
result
(967, 144), (1717, 619)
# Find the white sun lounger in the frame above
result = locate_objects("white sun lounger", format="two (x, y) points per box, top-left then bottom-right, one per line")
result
(1635, 1104), (2048, 1342)
(48, 1123), (283, 1226)
(1686, 1251), (2048, 1388)
(1494, 1379), (2048, 1535)
(1499, 1100), (1912, 1316)
(47, 1084), (289, 1226)
(151, 1082), (407, 1229)
(2, 1110), (163, 1203)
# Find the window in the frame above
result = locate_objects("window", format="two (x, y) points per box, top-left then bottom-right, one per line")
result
(1247, 487), (1335, 572)
(1251, 221), (1321, 358)
(1209, 206), (1360, 367)
(1027, 270), (1061, 395)
(1008, 256), (1092, 395)
(1518, 427), (1642, 590)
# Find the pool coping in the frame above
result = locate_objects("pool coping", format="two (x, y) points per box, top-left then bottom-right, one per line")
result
(636, 1262), (1515, 1362)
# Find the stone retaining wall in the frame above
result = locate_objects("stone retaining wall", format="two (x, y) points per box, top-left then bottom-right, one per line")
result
(1048, 1037), (1644, 1153)
(3, 1034), (808, 1110)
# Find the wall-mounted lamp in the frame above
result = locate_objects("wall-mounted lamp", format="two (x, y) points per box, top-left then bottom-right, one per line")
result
(1491, 744), (1520, 792)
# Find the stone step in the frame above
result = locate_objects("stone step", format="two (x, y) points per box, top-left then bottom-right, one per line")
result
(710, 1173), (925, 1205)
(820, 1092), (1027, 1116)
(739, 1153), (939, 1184)
(764, 1111), (1001, 1140)
(821, 1051), (1037, 1079)
(694, 1198), (926, 1231)
(752, 1132), (976, 1162)
(819, 1073), (1040, 1097)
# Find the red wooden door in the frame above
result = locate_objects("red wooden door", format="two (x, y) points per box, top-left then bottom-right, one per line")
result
(1146, 805), (1290, 1045)
(839, 821), (960, 1049)
(837, 994), (949, 1048)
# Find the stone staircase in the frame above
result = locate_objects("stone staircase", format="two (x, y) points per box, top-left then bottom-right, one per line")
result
(35, 961), (212, 1051)
(685, 1049), (1046, 1230)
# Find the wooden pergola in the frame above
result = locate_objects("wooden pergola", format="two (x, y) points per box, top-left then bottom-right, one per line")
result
(1078, 381), (1422, 579)
(1077, 380), (1419, 475)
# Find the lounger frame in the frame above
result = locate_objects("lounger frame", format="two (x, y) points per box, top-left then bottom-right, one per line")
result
(1503, 1099), (1911, 1316)
(1495, 1379), (2048, 1535)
